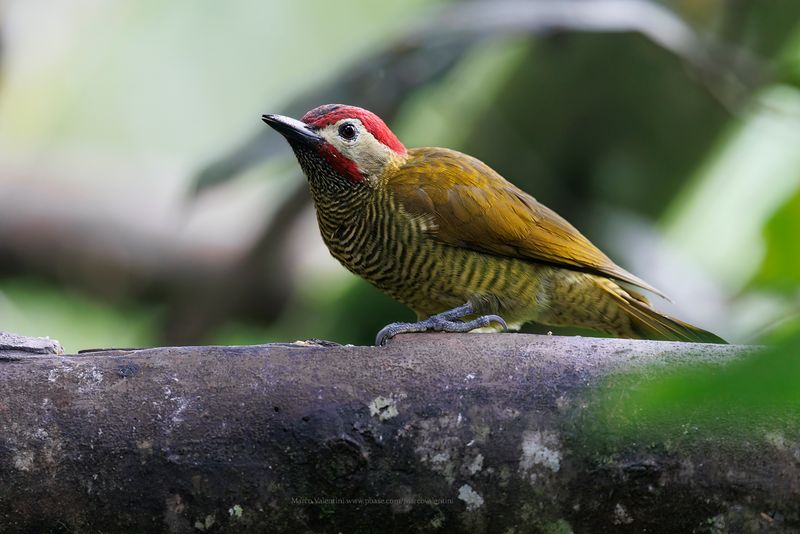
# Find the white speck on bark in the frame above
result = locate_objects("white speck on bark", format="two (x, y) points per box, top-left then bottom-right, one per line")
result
(13, 450), (35, 471)
(369, 395), (399, 421)
(468, 453), (484, 475)
(519, 430), (561, 475)
(431, 452), (450, 464)
(458, 484), (484, 511)
(613, 503), (634, 525)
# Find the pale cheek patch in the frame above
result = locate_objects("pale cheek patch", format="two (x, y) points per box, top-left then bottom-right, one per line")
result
(319, 120), (394, 178)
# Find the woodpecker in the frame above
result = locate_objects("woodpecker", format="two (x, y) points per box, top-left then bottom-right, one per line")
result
(263, 105), (725, 345)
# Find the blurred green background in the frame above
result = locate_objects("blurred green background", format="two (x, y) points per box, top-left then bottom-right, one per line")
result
(1, 0), (799, 353)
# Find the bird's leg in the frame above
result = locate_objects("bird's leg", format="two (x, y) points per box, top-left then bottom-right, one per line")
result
(375, 303), (507, 346)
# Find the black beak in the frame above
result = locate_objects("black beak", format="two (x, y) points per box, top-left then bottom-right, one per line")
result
(262, 114), (323, 145)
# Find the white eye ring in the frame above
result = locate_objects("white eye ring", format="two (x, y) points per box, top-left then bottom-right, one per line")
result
(338, 122), (358, 142)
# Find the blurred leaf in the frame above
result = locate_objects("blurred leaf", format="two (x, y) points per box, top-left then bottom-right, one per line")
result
(754, 187), (800, 292)
(757, 315), (800, 346)
(665, 85), (800, 291)
(584, 331), (800, 450)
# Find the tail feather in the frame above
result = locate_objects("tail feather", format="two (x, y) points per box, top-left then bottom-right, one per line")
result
(607, 286), (727, 344)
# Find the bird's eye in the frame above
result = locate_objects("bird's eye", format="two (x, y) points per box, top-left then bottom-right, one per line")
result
(338, 122), (358, 141)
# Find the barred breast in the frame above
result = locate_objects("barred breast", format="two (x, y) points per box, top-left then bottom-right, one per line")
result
(313, 190), (551, 327)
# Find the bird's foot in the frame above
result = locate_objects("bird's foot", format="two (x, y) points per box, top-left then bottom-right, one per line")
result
(375, 303), (507, 346)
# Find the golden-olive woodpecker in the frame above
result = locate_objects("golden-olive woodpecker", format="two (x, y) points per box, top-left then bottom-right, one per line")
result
(263, 104), (724, 345)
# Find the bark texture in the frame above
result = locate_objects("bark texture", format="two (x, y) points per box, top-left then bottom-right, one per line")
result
(0, 333), (795, 533)
(0, 332), (63, 358)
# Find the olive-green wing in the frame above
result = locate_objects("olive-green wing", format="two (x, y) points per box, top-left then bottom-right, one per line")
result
(389, 147), (666, 298)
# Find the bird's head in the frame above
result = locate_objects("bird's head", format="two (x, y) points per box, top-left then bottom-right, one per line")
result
(262, 105), (406, 190)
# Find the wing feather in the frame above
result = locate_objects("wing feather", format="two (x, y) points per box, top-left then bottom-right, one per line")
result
(388, 147), (666, 298)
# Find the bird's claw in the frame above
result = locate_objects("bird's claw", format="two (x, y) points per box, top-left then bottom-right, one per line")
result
(375, 304), (507, 346)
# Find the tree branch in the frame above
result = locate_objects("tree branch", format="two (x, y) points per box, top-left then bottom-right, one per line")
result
(1, 333), (793, 533)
